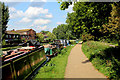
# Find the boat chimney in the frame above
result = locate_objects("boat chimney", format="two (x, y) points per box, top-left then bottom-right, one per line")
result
(27, 43), (29, 47)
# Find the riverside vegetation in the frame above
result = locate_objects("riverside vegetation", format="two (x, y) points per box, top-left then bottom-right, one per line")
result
(34, 45), (75, 79)
(82, 41), (120, 79)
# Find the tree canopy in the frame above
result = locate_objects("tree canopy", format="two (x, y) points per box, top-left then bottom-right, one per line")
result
(0, 2), (9, 45)
(100, 3), (120, 45)
(36, 33), (44, 42)
(41, 30), (49, 34)
(46, 32), (56, 41)
(58, 1), (120, 45)
(65, 2), (112, 39)
(52, 24), (75, 39)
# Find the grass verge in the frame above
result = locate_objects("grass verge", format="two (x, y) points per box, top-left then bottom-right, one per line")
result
(34, 45), (75, 79)
(82, 41), (120, 79)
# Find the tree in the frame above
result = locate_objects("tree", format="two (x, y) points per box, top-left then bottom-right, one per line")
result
(52, 28), (58, 39)
(53, 24), (66, 39)
(36, 33), (44, 42)
(100, 3), (120, 45)
(59, 1), (72, 10)
(0, 2), (9, 45)
(46, 32), (56, 41)
(41, 30), (49, 34)
(60, 2), (112, 40)
(52, 24), (75, 39)
(0, 2), (2, 46)
(58, 0), (76, 10)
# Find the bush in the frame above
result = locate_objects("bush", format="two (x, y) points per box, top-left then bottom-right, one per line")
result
(98, 36), (118, 45)
(81, 33), (94, 42)
(69, 40), (76, 44)
(82, 41), (120, 79)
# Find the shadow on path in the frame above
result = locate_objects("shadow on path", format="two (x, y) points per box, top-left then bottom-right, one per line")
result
(82, 59), (90, 63)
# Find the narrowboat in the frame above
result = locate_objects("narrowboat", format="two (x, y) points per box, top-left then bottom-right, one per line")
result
(43, 44), (59, 57)
(53, 40), (64, 49)
(0, 40), (47, 80)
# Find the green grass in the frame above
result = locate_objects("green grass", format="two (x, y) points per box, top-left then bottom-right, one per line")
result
(82, 41), (120, 79)
(34, 45), (75, 79)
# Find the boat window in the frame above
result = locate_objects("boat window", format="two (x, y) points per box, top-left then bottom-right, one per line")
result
(6, 35), (8, 38)
(17, 35), (19, 38)
(13, 35), (15, 38)
(9, 35), (11, 38)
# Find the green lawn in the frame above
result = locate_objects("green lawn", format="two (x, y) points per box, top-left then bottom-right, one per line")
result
(34, 45), (75, 79)
(82, 41), (120, 79)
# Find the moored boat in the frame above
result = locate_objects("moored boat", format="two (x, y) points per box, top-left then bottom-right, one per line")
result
(1, 41), (47, 80)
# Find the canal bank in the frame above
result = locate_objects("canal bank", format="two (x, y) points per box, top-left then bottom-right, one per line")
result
(65, 43), (106, 78)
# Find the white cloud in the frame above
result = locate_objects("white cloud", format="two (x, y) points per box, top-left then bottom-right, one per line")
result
(56, 22), (64, 25)
(25, 7), (48, 18)
(66, 4), (74, 13)
(36, 25), (47, 30)
(9, 6), (52, 24)
(33, 19), (51, 25)
(9, 7), (24, 19)
(45, 14), (53, 18)
(9, 7), (16, 12)
(7, 2), (53, 31)
(20, 17), (32, 23)
(9, 7), (49, 19)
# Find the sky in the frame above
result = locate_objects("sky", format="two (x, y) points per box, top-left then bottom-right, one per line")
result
(1, 0), (74, 33)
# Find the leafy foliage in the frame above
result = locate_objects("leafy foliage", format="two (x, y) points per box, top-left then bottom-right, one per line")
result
(0, 2), (9, 46)
(46, 32), (56, 41)
(81, 32), (94, 42)
(41, 30), (49, 34)
(59, 1), (112, 39)
(52, 24), (75, 39)
(66, 2), (112, 39)
(60, 1), (72, 10)
(82, 41), (120, 79)
(0, 2), (9, 45)
(100, 3), (120, 46)
(69, 40), (76, 44)
(36, 33), (44, 42)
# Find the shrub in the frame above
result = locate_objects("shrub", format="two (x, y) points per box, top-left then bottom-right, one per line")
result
(82, 41), (120, 79)
(81, 33), (94, 42)
(69, 40), (76, 44)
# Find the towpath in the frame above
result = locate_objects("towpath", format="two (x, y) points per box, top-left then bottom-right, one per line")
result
(64, 43), (107, 78)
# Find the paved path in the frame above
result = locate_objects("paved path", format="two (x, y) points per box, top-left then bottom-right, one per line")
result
(64, 43), (107, 78)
